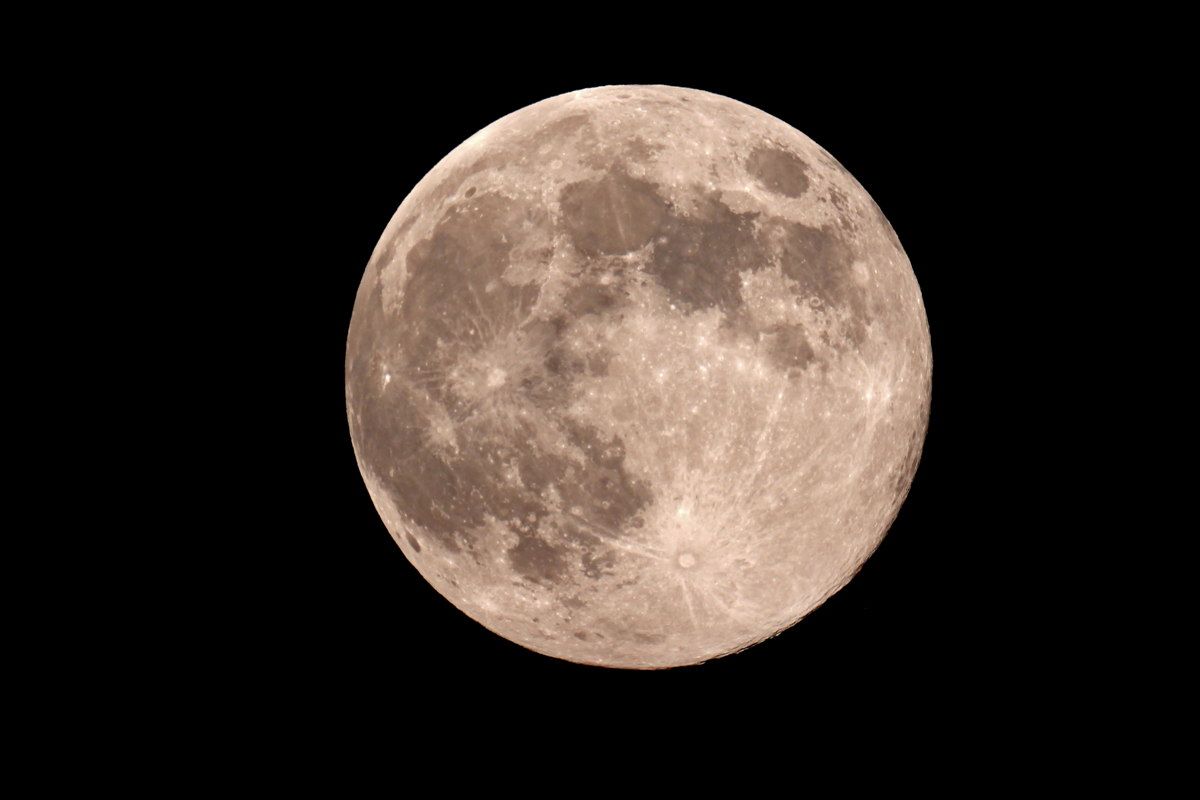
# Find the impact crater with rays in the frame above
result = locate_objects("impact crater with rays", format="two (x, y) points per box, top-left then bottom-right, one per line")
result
(346, 85), (932, 669)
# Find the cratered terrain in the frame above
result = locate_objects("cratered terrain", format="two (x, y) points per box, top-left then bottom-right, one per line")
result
(346, 85), (931, 669)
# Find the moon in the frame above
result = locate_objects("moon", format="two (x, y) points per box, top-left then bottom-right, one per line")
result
(346, 85), (931, 669)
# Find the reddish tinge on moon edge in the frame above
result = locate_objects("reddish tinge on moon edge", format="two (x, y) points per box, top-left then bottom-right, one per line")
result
(345, 85), (931, 669)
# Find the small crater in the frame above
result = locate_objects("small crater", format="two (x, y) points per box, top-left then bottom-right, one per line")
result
(464, 186), (476, 198)
(677, 552), (696, 569)
(405, 532), (422, 552)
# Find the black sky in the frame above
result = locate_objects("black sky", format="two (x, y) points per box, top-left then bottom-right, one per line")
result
(201, 47), (1074, 725)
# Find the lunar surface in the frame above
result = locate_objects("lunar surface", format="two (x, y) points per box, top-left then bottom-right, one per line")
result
(346, 85), (931, 669)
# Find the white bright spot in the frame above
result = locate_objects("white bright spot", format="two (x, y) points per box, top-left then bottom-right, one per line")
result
(678, 553), (697, 569)
(486, 367), (507, 388)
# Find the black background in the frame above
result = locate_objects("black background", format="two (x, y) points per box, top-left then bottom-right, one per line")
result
(215, 49), (1066, 725)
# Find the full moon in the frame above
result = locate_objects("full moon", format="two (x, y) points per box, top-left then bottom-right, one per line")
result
(346, 85), (931, 668)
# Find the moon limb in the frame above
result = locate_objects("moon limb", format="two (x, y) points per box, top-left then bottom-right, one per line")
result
(346, 85), (931, 668)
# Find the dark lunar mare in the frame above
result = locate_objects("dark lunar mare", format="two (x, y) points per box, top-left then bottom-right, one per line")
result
(348, 189), (655, 588)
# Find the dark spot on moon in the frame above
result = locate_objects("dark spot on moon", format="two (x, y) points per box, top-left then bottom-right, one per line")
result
(564, 282), (622, 318)
(582, 549), (616, 579)
(633, 632), (667, 645)
(761, 323), (817, 374)
(464, 186), (476, 197)
(509, 534), (570, 585)
(561, 420), (653, 532)
(746, 145), (811, 198)
(559, 172), (669, 257)
(543, 348), (580, 379)
(827, 187), (859, 233)
(352, 223), (652, 559)
(644, 193), (762, 314)
(523, 113), (593, 155)
(622, 136), (663, 163)
(774, 220), (869, 345)
(406, 532), (422, 552)
(400, 192), (543, 390)
(585, 351), (610, 377)
(516, 446), (572, 495)
(348, 362), (469, 552)
(828, 187), (848, 211)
